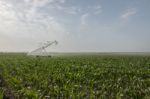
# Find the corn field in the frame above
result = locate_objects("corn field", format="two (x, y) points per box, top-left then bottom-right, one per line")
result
(0, 53), (150, 98)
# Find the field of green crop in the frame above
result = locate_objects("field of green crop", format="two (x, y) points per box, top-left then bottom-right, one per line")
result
(0, 53), (150, 99)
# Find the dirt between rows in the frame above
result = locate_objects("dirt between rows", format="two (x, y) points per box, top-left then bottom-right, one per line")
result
(0, 75), (16, 99)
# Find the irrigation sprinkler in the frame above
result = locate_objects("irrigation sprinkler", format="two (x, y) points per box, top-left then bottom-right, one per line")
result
(27, 40), (58, 57)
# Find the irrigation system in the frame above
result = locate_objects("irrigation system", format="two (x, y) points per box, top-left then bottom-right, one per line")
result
(27, 40), (58, 56)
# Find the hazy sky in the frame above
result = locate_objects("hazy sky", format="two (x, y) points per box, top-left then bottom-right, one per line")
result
(0, 0), (150, 52)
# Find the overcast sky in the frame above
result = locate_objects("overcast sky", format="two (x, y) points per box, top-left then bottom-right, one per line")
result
(0, 0), (150, 52)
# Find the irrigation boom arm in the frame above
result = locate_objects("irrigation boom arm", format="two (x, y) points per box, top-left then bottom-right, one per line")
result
(30, 40), (58, 53)
(41, 40), (58, 49)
